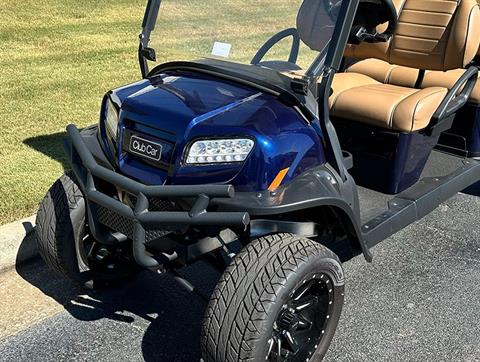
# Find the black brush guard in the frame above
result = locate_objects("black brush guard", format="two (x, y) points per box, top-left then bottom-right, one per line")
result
(65, 125), (250, 269)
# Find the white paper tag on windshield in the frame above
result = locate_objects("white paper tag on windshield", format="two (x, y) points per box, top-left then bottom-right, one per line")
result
(212, 42), (232, 58)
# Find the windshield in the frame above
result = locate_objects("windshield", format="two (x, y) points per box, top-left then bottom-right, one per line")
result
(147, 0), (344, 75)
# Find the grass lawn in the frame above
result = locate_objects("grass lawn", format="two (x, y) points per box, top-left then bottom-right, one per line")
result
(0, 0), (309, 225)
(0, 0), (147, 224)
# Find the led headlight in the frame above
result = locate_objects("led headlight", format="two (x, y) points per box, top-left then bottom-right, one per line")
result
(104, 99), (119, 139)
(186, 139), (255, 165)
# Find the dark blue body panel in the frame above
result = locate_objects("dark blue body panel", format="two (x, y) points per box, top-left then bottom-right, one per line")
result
(438, 104), (480, 157)
(100, 71), (326, 192)
(468, 107), (480, 155)
(333, 119), (439, 194)
(351, 132), (438, 194)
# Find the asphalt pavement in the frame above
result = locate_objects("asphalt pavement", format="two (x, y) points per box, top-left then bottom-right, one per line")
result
(0, 189), (480, 362)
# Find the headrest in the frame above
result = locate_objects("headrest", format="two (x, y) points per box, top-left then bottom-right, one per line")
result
(345, 0), (480, 71)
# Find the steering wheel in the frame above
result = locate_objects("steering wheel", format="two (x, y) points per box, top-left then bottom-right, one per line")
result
(349, 0), (398, 44)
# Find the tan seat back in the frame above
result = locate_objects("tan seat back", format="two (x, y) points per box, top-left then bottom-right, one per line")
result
(346, 0), (480, 71)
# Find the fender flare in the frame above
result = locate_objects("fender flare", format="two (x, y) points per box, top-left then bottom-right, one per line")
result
(214, 166), (372, 261)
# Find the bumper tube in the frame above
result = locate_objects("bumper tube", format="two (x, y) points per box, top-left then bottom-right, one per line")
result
(65, 124), (250, 270)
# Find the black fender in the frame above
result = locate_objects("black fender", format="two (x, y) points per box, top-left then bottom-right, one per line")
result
(213, 165), (372, 262)
(68, 125), (115, 171)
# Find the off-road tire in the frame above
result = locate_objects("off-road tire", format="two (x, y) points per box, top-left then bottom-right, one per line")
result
(201, 233), (345, 362)
(35, 171), (136, 287)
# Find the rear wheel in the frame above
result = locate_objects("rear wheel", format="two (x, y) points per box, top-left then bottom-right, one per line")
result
(35, 172), (137, 288)
(201, 233), (345, 362)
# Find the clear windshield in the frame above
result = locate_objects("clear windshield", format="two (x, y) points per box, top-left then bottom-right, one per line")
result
(148, 0), (344, 73)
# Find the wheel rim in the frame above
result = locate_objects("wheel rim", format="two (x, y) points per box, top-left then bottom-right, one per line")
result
(266, 273), (334, 361)
(75, 223), (130, 277)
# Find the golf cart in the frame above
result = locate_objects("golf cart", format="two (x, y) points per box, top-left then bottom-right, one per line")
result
(35, 0), (480, 360)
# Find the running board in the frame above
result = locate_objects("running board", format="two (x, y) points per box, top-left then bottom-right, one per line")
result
(363, 158), (480, 248)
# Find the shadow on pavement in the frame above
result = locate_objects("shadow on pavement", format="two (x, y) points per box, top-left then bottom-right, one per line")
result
(23, 132), (70, 171)
(14, 221), (38, 267)
(15, 257), (221, 361)
(462, 180), (480, 196)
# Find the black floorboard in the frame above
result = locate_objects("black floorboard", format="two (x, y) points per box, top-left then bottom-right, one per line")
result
(357, 150), (469, 223)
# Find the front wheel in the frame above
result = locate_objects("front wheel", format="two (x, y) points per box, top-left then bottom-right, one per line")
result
(201, 233), (345, 362)
(35, 172), (137, 288)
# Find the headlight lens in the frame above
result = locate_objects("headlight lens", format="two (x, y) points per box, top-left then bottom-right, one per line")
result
(105, 99), (119, 139)
(186, 139), (255, 165)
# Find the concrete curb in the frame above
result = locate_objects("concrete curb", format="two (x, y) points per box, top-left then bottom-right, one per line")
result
(0, 215), (38, 273)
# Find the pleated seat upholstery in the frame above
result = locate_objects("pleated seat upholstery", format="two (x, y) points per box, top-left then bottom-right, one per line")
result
(331, 0), (480, 132)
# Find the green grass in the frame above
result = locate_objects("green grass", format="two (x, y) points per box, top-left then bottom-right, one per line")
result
(0, 0), (311, 225)
(0, 0), (145, 224)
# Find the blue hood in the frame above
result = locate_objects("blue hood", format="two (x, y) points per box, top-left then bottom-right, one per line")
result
(106, 70), (325, 191)
(115, 71), (258, 138)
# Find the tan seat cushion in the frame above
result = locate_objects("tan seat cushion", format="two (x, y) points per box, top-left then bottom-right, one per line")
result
(329, 73), (379, 108)
(346, 58), (480, 104)
(423, 69), (480, 104)
(346, 59), (420, 88)
(330, 73), (447, 132)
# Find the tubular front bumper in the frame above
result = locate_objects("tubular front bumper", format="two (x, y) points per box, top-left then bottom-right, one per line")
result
(65, 124), (250, 269)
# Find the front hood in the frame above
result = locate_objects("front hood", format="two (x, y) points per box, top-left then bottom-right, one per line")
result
(106, 70), (325, 191)
(117, 71), (258, 137)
